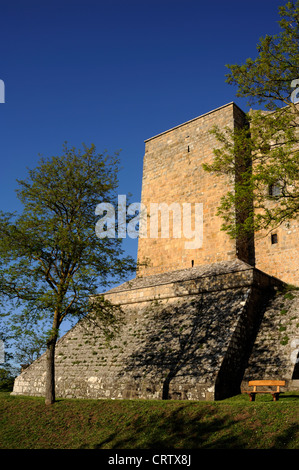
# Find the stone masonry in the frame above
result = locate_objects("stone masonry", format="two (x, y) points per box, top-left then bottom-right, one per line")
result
(137, 102), (299, 286)
(242, 289), (299, 389)
(12, 260), (290, 401)
(137, 103), (248, 277)
(11, 102), (299, 400)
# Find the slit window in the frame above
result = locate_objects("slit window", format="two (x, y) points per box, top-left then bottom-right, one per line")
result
(269, 183), (281, 197)
(271, 233), (278, 245)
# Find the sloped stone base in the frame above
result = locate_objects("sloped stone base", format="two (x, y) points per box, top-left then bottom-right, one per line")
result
(242, 290), (299, 391)
(12, 260), (285, 401)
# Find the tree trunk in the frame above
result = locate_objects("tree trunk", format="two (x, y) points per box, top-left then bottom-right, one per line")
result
(162, 370), (176, 400)
(45, 332), (58, 405)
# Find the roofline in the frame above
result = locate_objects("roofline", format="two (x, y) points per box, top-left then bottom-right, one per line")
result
(144, 102), (245, 143)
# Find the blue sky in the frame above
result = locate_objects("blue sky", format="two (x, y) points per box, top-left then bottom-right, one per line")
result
(0, 0), (284, 267)
(0, 0), (289, 359)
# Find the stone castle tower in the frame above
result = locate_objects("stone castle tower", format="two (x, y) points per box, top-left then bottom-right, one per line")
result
(12, 103), (299, 400)
(137, 102), (299, 286)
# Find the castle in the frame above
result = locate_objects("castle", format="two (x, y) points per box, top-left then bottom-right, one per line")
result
(12, 102), (299, 400)
(137, 102), (298, 285)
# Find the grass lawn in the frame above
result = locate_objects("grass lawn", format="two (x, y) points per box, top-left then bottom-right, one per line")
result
(0, 391), (298, 449)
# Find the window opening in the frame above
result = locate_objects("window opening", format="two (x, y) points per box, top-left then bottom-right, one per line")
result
(269, 184), (281, 197)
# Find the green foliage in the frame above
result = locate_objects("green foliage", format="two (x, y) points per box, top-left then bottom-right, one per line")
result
(226, 1), (299, 110)
(11, 330), (48, 366)
(0, 143), (136, 402)
(203, 122), (255, 238)
(0, 367), (16, 391)
(203, 1), (299, 237)
(280, 335), (290, 345)
(0, 143), (135, 333)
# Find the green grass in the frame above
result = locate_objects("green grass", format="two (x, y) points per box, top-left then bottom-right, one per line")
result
(0, 391), (298, 449)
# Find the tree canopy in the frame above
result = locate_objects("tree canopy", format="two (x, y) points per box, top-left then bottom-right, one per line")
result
(0, 143), (136, 404)
(204, 0), (299, 238)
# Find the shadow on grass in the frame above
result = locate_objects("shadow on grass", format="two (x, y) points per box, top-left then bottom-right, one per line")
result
(273, 424), (299, 448)
(279, 394), (299, 400)
(87, 404), (248, 449)
(85, 397), (299, 450)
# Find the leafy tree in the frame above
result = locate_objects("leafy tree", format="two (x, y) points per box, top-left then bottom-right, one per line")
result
(0, 143), (136, 404)
(204, 1), (299, 239)
(11, 329), (48, 366)
(0, 326), (18, 392)
(0, 366), (17, 392)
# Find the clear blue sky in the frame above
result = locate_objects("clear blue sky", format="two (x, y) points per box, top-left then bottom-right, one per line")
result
(0, 0), (284, 266)
(0, 0), (288, 358)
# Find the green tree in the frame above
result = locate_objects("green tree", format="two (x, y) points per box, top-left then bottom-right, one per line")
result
(12, 329), (48, 366)
(0, 366), (17, 392)
(0, 143), (136, 404)
(204, 1), (299, 238)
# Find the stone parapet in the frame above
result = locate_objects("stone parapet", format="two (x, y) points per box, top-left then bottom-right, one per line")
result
(104, 260), (282, 305)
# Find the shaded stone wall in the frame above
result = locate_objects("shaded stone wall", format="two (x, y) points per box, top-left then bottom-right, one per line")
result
(242, 290), (299, 390)
(12, 261), (286, 401)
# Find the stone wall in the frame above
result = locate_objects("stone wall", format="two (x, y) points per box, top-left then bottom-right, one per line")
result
(253, 104), (299, 287)
(254, 220), (299, 287)
(137, 103), (247, 277)
(11, 102), (299, 401)
(137, 101), (299, 286)
(12, 260), (288, 401)
(242, 289), (299, 390)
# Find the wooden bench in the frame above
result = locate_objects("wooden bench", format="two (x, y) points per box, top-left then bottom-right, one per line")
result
(242, 380), (285, 401)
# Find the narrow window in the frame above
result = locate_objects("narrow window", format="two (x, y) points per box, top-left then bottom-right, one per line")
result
(271, 233), (278, 244)
(191, 260), (194, 267)
(269, 183), (281, 197)
(188, 145), (190, 153)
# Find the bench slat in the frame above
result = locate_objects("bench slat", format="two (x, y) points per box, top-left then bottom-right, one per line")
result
(242, 380), (285, 401)
(248, 380), (285, 386)
(243, 391), (283, 394)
